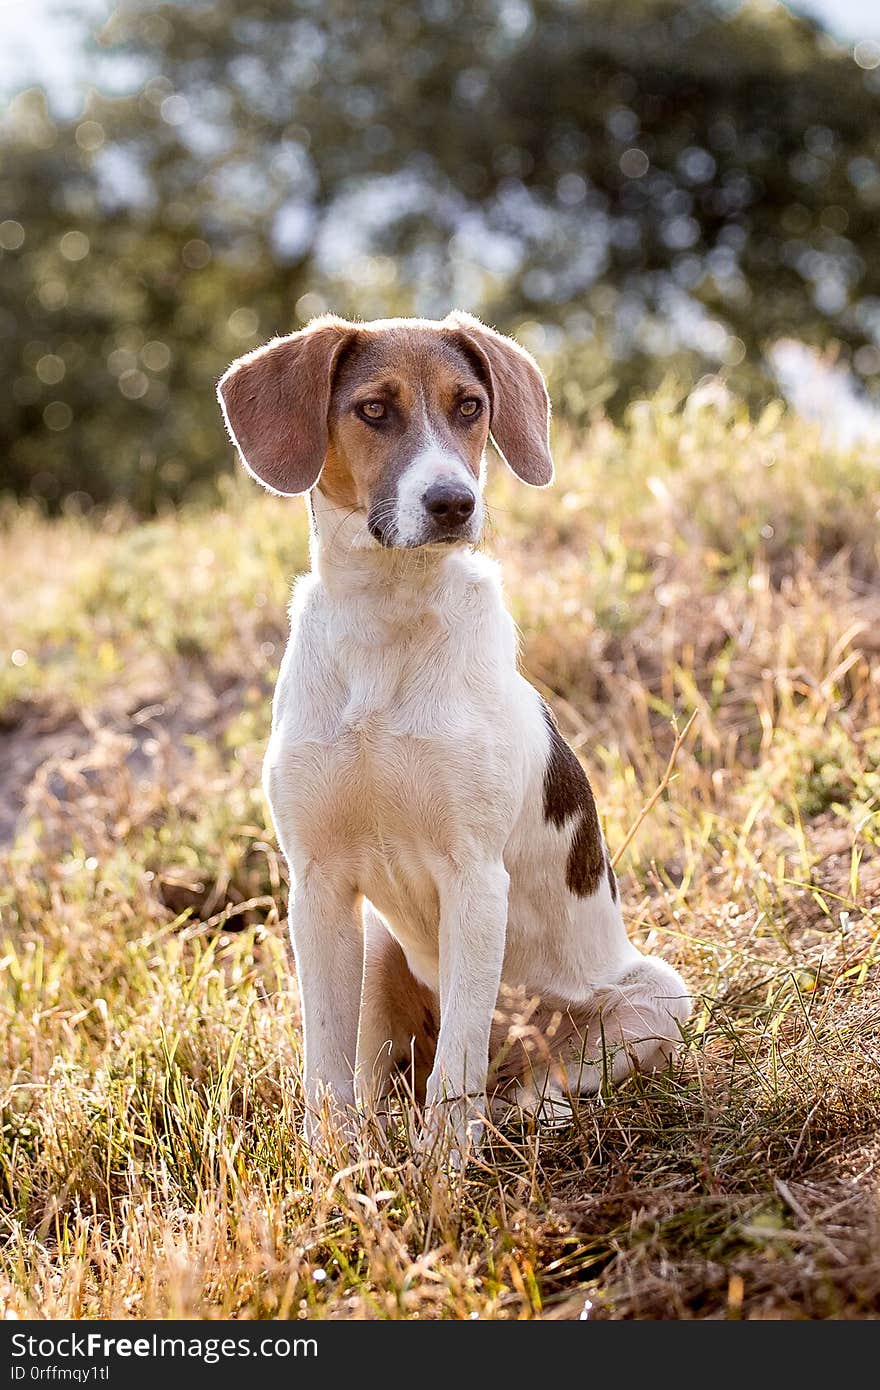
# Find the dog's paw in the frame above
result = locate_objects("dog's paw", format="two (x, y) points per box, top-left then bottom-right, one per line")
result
(301, 1084), (364, 1162)
(414, 1094), (485, 1170)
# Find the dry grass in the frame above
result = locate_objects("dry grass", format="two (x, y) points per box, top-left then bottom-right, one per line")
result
(1, 385), (879, 1319)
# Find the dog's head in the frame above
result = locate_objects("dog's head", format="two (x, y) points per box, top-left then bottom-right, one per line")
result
(217, 311), (553, 549)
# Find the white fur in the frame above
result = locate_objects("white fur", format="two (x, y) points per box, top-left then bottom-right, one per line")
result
(265, 490), (691, 1152)
(392, 447), (482, 546)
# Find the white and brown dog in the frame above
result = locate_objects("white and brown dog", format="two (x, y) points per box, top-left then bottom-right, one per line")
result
(218, 312), (690, 1156)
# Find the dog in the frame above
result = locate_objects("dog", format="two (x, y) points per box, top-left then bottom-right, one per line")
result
(218, 311), (691, 1156)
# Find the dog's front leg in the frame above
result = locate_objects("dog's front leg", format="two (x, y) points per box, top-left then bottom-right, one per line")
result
(288, 869), (363, 1146)
(423, 859), (509, 1161)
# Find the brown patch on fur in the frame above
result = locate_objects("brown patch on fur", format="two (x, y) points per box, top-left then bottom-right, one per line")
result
(363, 922), (439, 1102)
(317, 439), (360, 510)
(541, 703), (604, 897)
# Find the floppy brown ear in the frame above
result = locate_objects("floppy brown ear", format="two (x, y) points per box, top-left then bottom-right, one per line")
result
(447, 310), (553, 487)
(217, 317), (353, 495)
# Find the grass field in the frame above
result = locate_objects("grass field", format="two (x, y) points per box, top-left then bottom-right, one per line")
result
(2, 386), (879, 1319)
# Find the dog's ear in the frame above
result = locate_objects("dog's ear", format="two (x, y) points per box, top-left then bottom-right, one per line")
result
(446, 310), (553, 487)
(217, 317), (354, 495)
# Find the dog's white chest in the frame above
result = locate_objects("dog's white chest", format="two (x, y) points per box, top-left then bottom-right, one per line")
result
(331, 620), (439, 736)
(266, 711), (461, 987)
(263, 554), (531, 983)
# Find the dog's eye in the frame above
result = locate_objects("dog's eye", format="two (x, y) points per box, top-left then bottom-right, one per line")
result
(359, 400), (386, 421)
(459, 398), (481, 419)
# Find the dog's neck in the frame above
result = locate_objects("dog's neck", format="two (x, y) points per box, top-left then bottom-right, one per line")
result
(308, 485), (480, 612)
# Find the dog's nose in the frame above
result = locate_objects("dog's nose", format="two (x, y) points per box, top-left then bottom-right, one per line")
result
(422, 482), (476, 526)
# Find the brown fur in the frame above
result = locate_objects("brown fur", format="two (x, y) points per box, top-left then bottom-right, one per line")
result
(361, 919), (439, 1102)
(540, 704), (604, 898)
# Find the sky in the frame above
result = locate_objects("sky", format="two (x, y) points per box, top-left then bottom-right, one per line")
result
(790, 0), (880, 39)
(2, 0), (880, 111)
(0, 0), (109, 111)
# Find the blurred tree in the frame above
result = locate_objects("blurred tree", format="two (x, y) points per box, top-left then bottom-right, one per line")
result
(2, 0), (879, 508)
(0, 86), (315, 509)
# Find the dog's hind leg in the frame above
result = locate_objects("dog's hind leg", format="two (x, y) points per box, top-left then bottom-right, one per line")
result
(571, 954), (691, 1090)
(497, 955), (691, 1120)
(355, 905), (438, 1114)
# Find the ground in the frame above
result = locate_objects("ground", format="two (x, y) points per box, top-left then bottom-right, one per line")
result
(1, 386), (879, 1319)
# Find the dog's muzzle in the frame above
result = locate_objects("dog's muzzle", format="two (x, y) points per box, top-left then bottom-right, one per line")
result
(421, 481), (477, 541)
